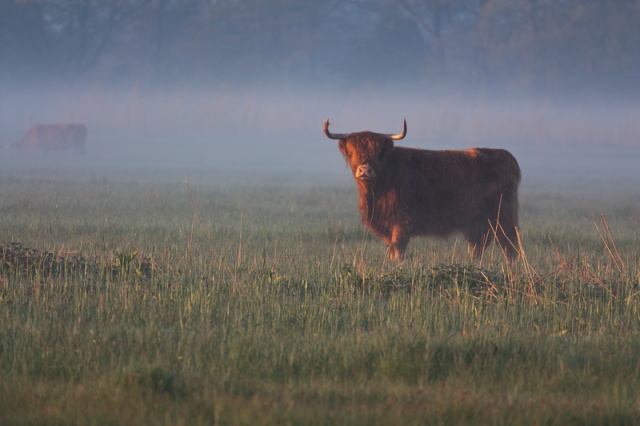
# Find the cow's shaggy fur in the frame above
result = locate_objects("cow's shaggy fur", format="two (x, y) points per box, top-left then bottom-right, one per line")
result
(325, 120), (521, 260)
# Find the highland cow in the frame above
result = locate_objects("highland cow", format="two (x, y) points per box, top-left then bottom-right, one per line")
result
(12, 124), (87, 155)
(324, 119), (521, 260)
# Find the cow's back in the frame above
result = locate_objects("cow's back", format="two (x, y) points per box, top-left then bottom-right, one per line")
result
(475, 148), (521, 189)
(378, 146), (520, 235)
(14, 124), (86, 154)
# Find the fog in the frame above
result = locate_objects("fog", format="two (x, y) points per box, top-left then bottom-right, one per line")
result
(2, 87), (638, 188)
(1, 0), (639, 189)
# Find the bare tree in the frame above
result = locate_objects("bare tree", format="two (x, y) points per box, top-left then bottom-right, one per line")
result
(396, 0), (449, 72)
(70, 1), (152, 73)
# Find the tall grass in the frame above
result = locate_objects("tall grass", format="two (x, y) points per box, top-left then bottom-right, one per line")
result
(1, 170), (639, 424)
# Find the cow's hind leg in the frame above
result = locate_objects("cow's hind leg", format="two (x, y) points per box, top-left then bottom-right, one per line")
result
(494, 195), (520, 259)
(466, 225), (492, 258)
(468, 219), (519, 259)
(495, 220), (519, 259)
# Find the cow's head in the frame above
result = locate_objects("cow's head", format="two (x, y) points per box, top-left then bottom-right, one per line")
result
(324, 119), (406, 183)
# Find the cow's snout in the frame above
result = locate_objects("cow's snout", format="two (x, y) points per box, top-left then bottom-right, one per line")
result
(355, 164), (375, 180)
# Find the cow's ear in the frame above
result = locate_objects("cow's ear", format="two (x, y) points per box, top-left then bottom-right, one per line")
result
(338, 140), (348, 157)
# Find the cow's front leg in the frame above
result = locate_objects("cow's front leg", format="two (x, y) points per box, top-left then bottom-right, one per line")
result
(384, 226), (409, 261)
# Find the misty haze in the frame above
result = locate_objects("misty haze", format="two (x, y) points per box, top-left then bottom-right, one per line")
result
(1, 0), (638, 187)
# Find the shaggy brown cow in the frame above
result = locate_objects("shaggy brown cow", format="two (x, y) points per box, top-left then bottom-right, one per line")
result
(324, 119), (521, 260)
(12, 124), (87, 155)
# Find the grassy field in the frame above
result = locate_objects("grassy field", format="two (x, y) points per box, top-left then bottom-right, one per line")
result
(1, 168), (639, 425)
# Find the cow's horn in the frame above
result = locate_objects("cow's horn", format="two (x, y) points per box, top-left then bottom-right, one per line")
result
(386, 119), (407, 140)
(323, 119), (349, 140)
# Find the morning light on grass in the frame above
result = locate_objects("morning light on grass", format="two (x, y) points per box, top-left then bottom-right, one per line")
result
(1, 166), (639, 424)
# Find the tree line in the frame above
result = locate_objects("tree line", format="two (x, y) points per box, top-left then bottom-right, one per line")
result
(2, 0), (639, 97)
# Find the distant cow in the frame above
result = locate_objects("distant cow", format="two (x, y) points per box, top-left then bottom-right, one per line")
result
(324, 119), (521, 260)
(11, 124), (87, 155)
